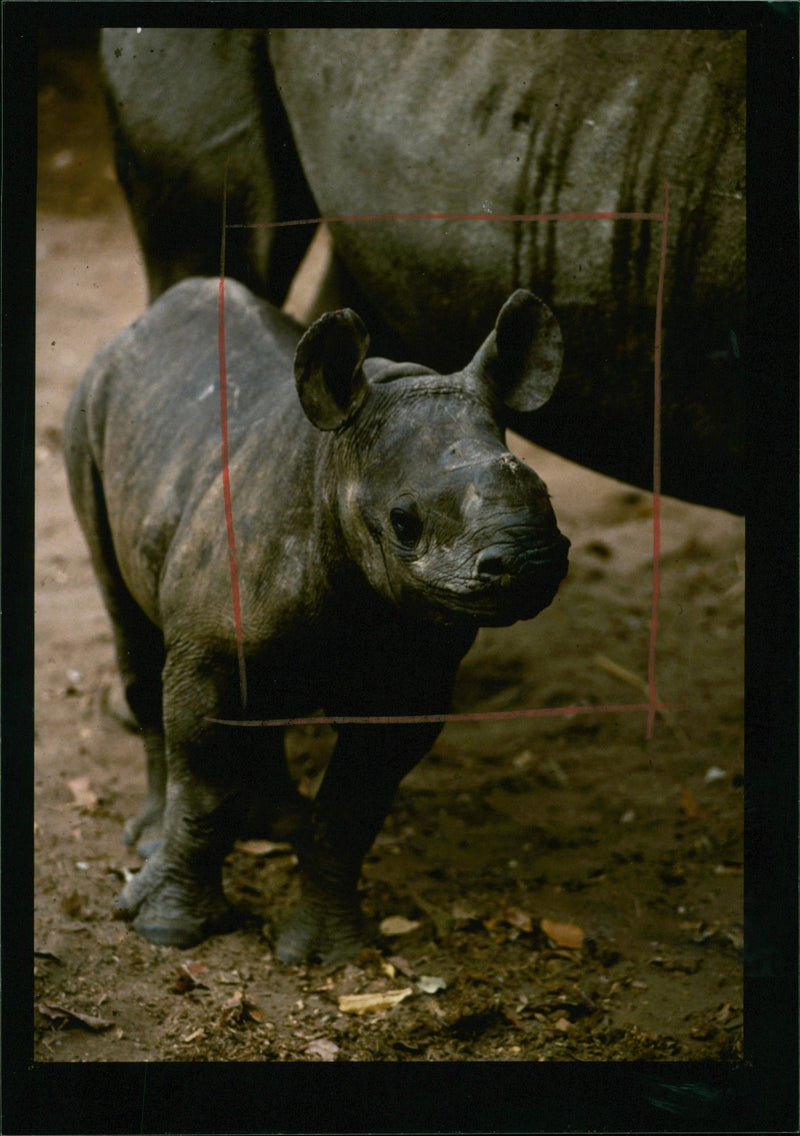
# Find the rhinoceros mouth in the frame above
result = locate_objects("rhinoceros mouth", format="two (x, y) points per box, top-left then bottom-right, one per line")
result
(414, 537), (569, 627)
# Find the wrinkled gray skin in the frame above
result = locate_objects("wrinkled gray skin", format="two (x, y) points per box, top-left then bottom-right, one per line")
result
(100, 28), (744, 514)
(63, 279), (569, 963)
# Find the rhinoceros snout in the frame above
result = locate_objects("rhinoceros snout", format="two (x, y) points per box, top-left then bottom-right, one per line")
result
(469, 531), (569, 625)
(475, 531), (570, 584)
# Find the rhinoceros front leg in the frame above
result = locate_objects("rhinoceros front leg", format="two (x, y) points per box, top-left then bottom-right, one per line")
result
(275, 720), (444, 966)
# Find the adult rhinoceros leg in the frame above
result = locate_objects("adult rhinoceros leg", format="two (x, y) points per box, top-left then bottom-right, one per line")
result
(100, 28), (317, 305)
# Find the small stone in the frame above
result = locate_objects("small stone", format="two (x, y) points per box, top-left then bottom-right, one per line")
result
(417, 975), (446, 994)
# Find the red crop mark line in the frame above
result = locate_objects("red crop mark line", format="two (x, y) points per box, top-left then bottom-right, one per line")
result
(207, 702), (680, 729)
(227, 209), (664, 230)
(218, 159), (248, 708)
(217, 191), (672, 734)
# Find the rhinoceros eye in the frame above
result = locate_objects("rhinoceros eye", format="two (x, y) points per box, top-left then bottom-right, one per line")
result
(390, 504), (422, 548)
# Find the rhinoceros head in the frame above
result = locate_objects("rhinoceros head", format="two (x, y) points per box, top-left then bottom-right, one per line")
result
(294, 290), (570, 627)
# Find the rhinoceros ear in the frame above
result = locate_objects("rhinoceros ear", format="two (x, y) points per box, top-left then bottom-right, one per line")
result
(470, 290), (563, 412)
(294, 309), (370, 430)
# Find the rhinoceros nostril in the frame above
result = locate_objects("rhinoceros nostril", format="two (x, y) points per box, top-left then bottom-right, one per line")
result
(476, 549), (508, 578)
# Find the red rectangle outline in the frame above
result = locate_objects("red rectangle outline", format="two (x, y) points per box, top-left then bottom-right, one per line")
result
(214, 186), (672, 739)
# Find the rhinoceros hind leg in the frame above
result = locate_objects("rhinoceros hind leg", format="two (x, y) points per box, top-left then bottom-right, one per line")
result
(104, 677), (138, 731)
(121, 728), (167, 859)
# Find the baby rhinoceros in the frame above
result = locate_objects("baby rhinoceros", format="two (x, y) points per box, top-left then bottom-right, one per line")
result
(63, 277), (570, 965)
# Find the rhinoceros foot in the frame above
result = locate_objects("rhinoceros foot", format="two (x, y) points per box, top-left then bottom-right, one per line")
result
(274, 883), (368, 966)
(115, 857), (238, 948)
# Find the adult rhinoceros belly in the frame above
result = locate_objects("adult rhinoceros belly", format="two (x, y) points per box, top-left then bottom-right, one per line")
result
(269, 29), (745, 512)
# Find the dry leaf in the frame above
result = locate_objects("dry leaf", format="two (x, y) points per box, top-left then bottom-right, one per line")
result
(540, 917), (585, 950)
(220, 989), (253, 1022)
(353, 949), (397, 979)
(67, 776), (98, 811)
(34, 949), (62, 963)
(38, 1002), (113, 1032)
(680, 786), (703, 820)
(379, 916), (421, 936)
(451, 900), (480, 924)
(219, 989), (264, 1025)
(387, 955), (416, 979)
(338, 988), (413, 1015)
(172, 961), (208, 993)
(60, 890), (88, 919)
(504, 908), (534, 934)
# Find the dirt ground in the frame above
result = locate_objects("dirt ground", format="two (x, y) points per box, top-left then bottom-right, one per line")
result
(34, 38), (745, 1070)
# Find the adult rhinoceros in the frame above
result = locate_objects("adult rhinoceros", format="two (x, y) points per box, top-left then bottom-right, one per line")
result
(100, 28), (745, 513)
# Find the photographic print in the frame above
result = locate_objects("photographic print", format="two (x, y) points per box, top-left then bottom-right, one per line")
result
(9, 7), (795, 1134)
